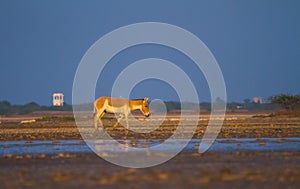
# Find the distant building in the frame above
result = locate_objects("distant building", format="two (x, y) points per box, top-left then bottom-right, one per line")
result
(53, 93), (64, 106)
(253, 97), (263, 104)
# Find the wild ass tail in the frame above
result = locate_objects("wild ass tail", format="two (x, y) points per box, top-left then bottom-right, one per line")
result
(93, 103), (97, 115)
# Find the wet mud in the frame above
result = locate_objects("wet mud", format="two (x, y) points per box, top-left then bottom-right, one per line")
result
(0, 114), (300, 188)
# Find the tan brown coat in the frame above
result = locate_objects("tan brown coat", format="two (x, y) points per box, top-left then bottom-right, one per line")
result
(94, 97), (150, 130)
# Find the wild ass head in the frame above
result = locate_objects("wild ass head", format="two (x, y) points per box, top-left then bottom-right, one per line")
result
(141, 97), (150, 117)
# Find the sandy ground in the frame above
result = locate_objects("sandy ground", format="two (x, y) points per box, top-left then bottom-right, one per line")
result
(0, 113), (300, 188)
(1, 114), (300, 141)
(1, 152), (300, 189)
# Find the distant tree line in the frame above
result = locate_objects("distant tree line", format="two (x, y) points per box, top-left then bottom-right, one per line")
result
(159, 101), (280, 112)
(0, 93), (299, 115)
(0, 101), (72, 115)
(269, 94), (300, 111)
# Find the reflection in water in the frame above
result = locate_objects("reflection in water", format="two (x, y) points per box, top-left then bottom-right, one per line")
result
(1, 138), (300, 156)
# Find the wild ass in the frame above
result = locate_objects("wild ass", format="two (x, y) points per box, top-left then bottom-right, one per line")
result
(94, 97), (150, 130)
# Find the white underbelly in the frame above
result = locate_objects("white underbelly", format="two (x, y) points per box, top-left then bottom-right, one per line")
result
(105, 105), (128, 114)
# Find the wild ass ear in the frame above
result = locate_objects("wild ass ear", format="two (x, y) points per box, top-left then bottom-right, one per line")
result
(144, 97), (149, 102)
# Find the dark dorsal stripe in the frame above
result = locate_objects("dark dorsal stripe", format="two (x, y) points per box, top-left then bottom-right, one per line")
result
(132, 99), (144, 101)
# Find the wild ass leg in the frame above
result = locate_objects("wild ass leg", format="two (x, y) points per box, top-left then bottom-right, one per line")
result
(125, 113), (129, 135)
(125, 114), (129, 130)
(113, 114), (124, 129)
(94, 110), (105, 129)
(94, 112), (98, 129)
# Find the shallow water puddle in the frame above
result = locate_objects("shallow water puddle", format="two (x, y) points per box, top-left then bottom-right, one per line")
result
(1, 138), (300, 155)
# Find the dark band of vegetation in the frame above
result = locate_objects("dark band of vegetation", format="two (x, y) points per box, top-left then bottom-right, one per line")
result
(0, 94), (299, 115)
(0, 101), (72, 115)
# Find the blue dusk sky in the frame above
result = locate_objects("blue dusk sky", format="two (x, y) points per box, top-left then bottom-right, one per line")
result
(0, 0), (299, 105)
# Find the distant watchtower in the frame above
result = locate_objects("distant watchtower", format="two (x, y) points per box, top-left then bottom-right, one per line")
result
(253, 97), (263, 104)
(53, 93), (64, 106)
